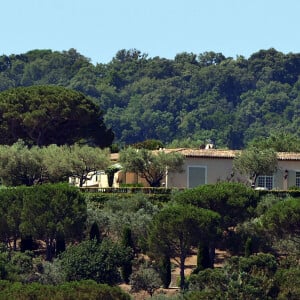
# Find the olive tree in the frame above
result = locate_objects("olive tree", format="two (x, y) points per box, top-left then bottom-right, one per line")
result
(233, 146), (278, 187)
(119, 148), (184, 187)
(0, 142), (110, 187)
(0, 141), (43, 186)
(130, 265), (162, 297)
(67, 144), (110, 187)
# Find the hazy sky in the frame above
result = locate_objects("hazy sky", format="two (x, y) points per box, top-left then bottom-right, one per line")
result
(2, 0), (300, 64)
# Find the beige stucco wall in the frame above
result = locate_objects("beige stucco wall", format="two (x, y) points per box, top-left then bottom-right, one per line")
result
(69, 171), (121, 188)
(278, 160), (300, 189)
(167, 157), (300, 189)
(167, 157), (236, 188)
(118, 171), (149, 186)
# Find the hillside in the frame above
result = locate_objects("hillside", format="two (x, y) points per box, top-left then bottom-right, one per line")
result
(0, 48), (299, 148)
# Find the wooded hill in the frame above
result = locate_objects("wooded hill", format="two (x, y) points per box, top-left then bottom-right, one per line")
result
(0, 48), (299, 149)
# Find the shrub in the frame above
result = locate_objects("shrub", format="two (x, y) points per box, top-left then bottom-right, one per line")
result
(130, 265), (162, 297)
(59, 239), (130, 284)
(0, 280), (131, 300)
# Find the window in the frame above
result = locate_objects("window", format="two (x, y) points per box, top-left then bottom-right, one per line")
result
(188, 166), (206, 188)
(257, 175), (273, 190)
(296, 172), (300, 187)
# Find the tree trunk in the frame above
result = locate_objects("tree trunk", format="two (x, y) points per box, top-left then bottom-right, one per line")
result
(196, 242), (211, 271)
(79, 177), (84, 187)
(179, 254), (186, 290)
(55, 236), (66, 256)
(149, 180), (161, 187)
(158, 255), (171, 288)
(209, 242), (215, 268)
(13, 237), (17, 251)
(107, 172), (115, 187)
(46, 238), (55, 261)
(20, 236), (33, 252)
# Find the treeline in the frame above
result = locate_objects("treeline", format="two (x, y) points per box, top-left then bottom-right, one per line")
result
(0, 141), (110, 187)
(0, 48), (300, 148)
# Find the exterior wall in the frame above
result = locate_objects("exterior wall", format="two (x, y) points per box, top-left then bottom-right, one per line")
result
(279, 160), (300, 189)
(73, 150), (300, 190)
(69, 171), (121, 188)
(167, 156), (300, 189)
(167, 157), (236, 188)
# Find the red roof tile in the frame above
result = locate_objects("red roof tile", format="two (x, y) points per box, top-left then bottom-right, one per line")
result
(111, 149), (300, 161)
(161, 148), (300, 160)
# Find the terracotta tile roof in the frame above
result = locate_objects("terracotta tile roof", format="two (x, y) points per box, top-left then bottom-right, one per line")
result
(111, 149), (300, 161)
(159, 148), (300, 160)
(166, 148), (238, 158)
(277, 152), (300, 160)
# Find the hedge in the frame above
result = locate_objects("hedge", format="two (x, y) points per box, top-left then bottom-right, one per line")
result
(0, 280), (130, 300)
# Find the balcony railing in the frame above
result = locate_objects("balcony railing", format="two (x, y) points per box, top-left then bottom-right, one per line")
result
(79, 187), (175, 194)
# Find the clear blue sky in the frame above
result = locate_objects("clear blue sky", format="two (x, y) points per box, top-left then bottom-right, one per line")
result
(2, 0), (300, 64)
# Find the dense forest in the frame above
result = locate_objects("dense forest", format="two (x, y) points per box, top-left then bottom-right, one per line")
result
(0, 48), (300, 148)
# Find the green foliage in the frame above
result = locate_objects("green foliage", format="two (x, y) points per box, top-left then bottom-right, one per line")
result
(1, 48), (300, 148)
(188, 253), (278, 299)
(194, 242), (211, 272)
(131, 139), (164, 150)
(244, 237), (253, 257)
(82, 191), (119, 206)
(229, 194), (294, 256)
(0, 141), (43, 186)
(0, 247), (37, 283)
(59, 239), (130, 284)
(86, 193), (160, 253)
(120, 147), (184, 187)
(0, 184), (87, 255)
(249, 132), (300, 152)
(255, 193), (281, 216)
(0, 187), (24, 248)
(233, 147), (278, 186)
(0, 280), (130, 300)
(37, 259), (66, 285)
(121, 227), (133, 283)
(5, 251), (34, 282)
(155, 255), (171, 289)
(89, 222), (101, 243)
(148, 203), (220, 289)
(275, 266), (300, 299)
(188, 268), (228, 299)
(130, 265), (162, 297)
(0, 85), (114, 147)
(261, 197), (300, 239)
(105, 163), (122, 187)
(0, 142), (110, 187)
(68, 144), (110, 187)
(173, 182), (258, 230)
(119, 183), (144, 187)
(0, 250), (9, 280)
(19, 184), (87, 243)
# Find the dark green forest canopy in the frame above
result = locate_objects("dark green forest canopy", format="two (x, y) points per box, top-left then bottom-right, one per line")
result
(0, 48), (300, 149)
(0, 85), (114, 146)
